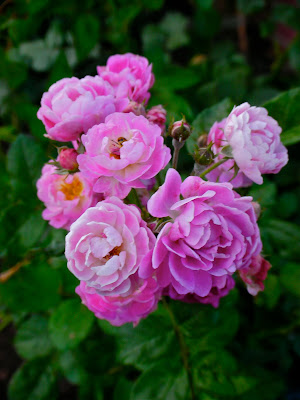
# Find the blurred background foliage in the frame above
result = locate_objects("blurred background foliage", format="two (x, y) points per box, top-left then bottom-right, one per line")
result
(0, 0), (300, 399)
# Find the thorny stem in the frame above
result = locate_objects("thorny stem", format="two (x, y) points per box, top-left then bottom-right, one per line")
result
(162, 298), (196, 400)
(172, 139), (185, 170)
(198, 158), (229, 179)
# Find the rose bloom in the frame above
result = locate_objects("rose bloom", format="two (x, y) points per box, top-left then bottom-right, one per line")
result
(76, 275), (162, 326)
(77, 112), (171, 199)
(206, 119), (253, 188)
(37, 164), (99, 230)
(97, 53), (154, 104)
(164, 275), (235, 308)
(139, 169), (262, 297)
(37, 76), (128, 142)
(65, 197), (156, 296)
(224, 103), (288, 185)
(239, 254), (271, 296)
(146, 105), (167, 135)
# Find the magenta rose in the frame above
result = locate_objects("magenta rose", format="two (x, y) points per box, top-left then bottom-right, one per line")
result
(65, 197), (156, 296)
(97, 53), (154, 104)
(224, 103), (288, 185)
(164, 275), (235, 308)
(37, 76), (128, 142)
(77, 112), (171, 199)
(139, 169), (262, 297)
(37, 164), (100, 230)
(206, 119), (253, 188)
(76, 275), (162, 326)
(239, 254), (271, 296)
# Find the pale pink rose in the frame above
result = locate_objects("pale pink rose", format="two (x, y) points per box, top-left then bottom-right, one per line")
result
(76, 276), (162, 326)
(239, 255), (271, 296)
(37, 76), (128, 142)
(77, 112), (171, 199)
(146, 105), (167, 134)
(164, 275), (235, 308)
(65, 197), (156, 296)
(37, 164), (100, 230)
(206, 119), (253, 188)
(58, 148), (79, 171)
(139, 169), (262, 297)
(97, 53), (154, 104)
(224, 103), (288, 185)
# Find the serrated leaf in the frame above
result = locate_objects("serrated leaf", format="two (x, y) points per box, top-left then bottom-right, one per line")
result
(7, 134), (46, 196)
(0, 261), (61, 312)
(131, 363), (188, 400)
(49, 299), (94, 350)
(264, 87), (300, 136)
(107, 312), (174, 370)
(14, 315), (53, 360)
(8, 359), (57, 400)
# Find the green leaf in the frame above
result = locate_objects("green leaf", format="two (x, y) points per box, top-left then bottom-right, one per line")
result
(49, 299), (94, 350)
(14, 315), (53, 360)
(7, 134), (46, 195)
(58, 350), (86, 384)
(280, 263), (300, 297)
(256, 274), (281, 309)
(187, 98), (233, 153)
(8, 359), (57, 400)
(280, 125), (300, 146)
(131, 363), (188, 400)
(106, 312), (175, 370)
(160, 12), (189, 51)
(155, 65), (201, 91)
(264, 87), (300, 137)
(0, 261), (61, 312)
(17, 212), (47, 250)
(74, 15), (100, 61)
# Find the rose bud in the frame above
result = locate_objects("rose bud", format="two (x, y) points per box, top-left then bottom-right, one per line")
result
(58, 148), (79, 171)
(169, 119), (191, 142)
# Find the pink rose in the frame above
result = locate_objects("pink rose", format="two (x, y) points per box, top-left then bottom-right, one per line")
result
(77, 112), (171, 199)
(224, 103), (288, 185)
(146, 105), (167, 135)
(76, 276), (161, 326)
(164, 275), (235, 308)
(140, 169), (262, 297)
(37, 76), (128, 142)
(65, 197), (156, 296)
(37, 164), (100, 230)
(97, 53), (154, 104)
(239, 254), (271, 296)
(206, 119), (253, 188)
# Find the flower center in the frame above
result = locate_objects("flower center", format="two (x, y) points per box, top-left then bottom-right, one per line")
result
(103, 245), (122, 261)
(60, 175), (83, 200)
(110, 137), (127, 159)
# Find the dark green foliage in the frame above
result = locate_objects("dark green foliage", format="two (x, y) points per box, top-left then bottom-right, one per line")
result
(0, 1), (300, 399)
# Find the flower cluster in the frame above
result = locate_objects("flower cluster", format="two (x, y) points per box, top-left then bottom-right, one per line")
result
(37, 53), (288, 326)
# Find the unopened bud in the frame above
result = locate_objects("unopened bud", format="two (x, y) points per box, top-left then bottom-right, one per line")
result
(169, 119), (191, 142)
(194, 146), (214, 166)
(147, 105), (167, 134)
(197, 134), (208, 147)
(58, 148), (79, 171)
(252, 201), (261, 220)
(123, 101), (146, 116)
